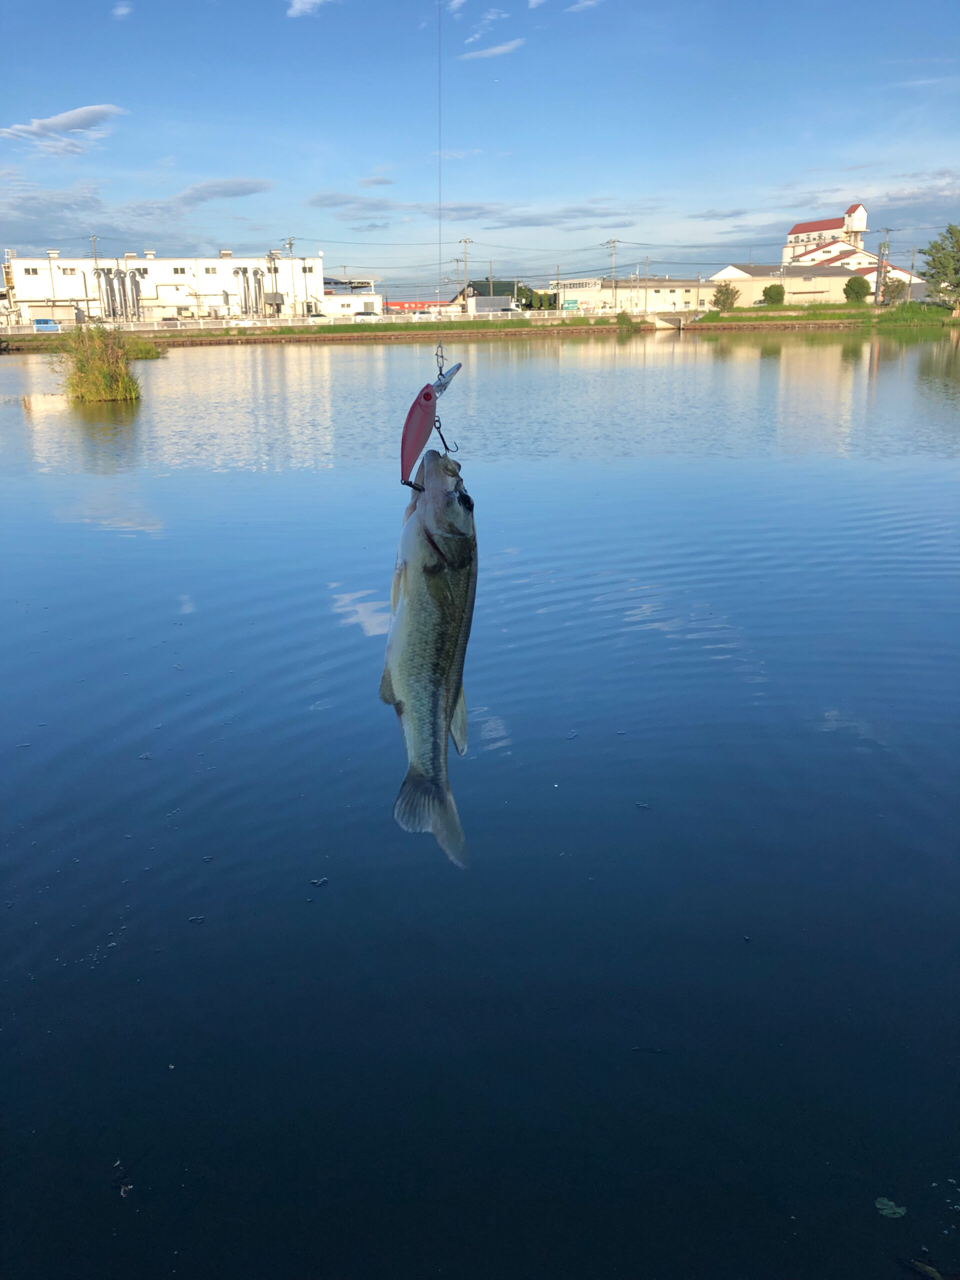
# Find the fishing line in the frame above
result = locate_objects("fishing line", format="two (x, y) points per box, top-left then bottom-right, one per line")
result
(435, 0), (446, 380)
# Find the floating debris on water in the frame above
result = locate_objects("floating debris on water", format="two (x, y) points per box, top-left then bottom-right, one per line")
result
(187, 915), (204, 924)
(635, 802), (649, 810)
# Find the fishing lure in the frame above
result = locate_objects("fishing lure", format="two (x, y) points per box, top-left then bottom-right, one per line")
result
(400, 361), (462, 486)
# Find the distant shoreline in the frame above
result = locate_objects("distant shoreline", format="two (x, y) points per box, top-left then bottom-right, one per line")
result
(3, 311), (955, 355)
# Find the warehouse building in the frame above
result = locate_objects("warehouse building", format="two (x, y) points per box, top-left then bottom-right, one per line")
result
(553, 276), (714, 314)
(1, 248), (383, 325)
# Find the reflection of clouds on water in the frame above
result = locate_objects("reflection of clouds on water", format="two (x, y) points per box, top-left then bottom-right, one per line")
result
(55, 489), (164, 534)
(179, 594), (195, 614)
(469, 706), (512, 752)
(818, 708), (886, 745)
(331, 590), (391, 636)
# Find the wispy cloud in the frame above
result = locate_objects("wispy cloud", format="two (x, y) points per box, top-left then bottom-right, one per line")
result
(358, 176), (394, 187)
(306, 186), (644, 231)
(895, 76), (960, 88)
(688, 208), (749, 221)
(448, 0), (467, 10)
(171, 179), (272, 208)
(529, 0), (548, 7)
(565, 0), (601, 10)
(459, 37), (524, 58)
(287, 0), (335, 15)
(0, 104), (126, 156)
(112, 3), (132, 17)
(0, 170), (274, 255)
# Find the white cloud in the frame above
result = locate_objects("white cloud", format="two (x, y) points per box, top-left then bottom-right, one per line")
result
(287, 0), (335, 14)
(459, 37), (525, 58)
(688, 208), (749, 221)
(173, 178), (272, 207)
(448, 0), (467, 9)
(358, 176), (394, 187)
(112, 3), (132, 17)
(306, 186), (643, 231)
(0, 104), (127, 156)
(529, 0), (547, 7)
(565, 0), (600, 9)
(0, 170), (275, 256)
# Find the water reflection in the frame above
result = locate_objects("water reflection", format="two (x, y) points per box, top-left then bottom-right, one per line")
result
(3, 330), (958, 478)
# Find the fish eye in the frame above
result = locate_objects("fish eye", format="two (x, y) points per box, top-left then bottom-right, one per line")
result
(457, 492), (474, 512)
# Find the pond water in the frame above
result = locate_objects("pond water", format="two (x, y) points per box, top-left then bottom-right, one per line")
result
(2, 332), (959, 1280)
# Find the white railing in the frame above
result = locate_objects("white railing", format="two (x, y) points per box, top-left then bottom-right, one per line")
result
(0, 309), (653, 337)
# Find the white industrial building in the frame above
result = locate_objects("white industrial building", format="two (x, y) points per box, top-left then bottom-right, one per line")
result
(1, 248), (383, 325)
(553, 275), (714, 314)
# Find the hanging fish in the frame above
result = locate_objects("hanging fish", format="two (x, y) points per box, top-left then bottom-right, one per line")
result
(380, 449), (476, 865)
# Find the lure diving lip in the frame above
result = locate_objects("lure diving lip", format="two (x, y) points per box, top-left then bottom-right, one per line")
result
(400, 362), (462, 484)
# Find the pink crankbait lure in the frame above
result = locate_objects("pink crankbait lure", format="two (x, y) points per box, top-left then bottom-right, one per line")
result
(400, 362), (461, 485)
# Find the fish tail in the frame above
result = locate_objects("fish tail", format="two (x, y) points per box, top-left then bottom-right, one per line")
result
(394, 769), (467, 868)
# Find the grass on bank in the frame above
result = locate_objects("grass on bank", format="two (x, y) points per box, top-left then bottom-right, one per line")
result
(698, 301), (954, 326)
(58, 325), (163, 402)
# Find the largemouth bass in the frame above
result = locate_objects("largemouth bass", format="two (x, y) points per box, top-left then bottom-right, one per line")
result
(379, 450), (477, 866)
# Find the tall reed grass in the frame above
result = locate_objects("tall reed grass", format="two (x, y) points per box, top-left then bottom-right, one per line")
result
(60, 325), (159, 402)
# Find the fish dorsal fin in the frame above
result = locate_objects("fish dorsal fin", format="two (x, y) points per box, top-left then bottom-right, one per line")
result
(450, 685), (467, 756)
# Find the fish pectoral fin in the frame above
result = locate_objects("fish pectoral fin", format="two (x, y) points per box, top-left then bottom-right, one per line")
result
(390, 563), (406, 613)
(450, 685), (468, 756)
(379, 666), (397, 705)
(394, 770), (467, 868)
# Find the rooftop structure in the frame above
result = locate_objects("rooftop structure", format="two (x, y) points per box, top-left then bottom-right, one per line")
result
(783, 204), (867, 263)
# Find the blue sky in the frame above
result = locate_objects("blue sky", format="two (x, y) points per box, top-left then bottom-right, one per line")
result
(1, 0), (957, 293)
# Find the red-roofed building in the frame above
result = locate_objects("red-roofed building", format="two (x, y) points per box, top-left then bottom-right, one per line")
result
(783, 203), (867, 263)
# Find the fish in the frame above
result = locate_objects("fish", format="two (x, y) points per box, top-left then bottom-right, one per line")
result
(379, 449), (477, 866)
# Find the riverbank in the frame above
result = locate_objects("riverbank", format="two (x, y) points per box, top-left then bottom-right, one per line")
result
(3, 304), (956, 354)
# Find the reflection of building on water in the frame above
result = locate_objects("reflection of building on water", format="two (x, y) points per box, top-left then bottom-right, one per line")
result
(18, 345), (354, 472)
(774, 339), (871, 452)
(22, 393), (142, 474)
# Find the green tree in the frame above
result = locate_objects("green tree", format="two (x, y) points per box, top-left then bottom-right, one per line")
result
(844, 274), (871, 304)
(884, 277), (907, 305)
(711, 281), (740, 311)
(919, 224), (960, 312)
(762, 282), (785, 305)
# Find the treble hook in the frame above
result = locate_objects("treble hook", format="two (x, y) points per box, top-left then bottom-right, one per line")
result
(434, 416), (458, 455)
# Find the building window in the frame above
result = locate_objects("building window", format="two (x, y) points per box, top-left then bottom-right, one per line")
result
(204, 267), (217, 275)
(302, 266), (313, 274)
(24, 267), (38, 275)
(62, 267), (76, 276)
(173, 267), (186, 275)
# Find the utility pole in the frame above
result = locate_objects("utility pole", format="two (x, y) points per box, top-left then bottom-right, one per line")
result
(459, 237), (473, 302)
(644, 255), (649, 313)
(875, 229), (890, 306)
(285, 237), (297, 318)
(907, 245), (917, 304)
(557, 264), (560, 313)
(603, 238), (619, 312)
(489, 261), (493, 297)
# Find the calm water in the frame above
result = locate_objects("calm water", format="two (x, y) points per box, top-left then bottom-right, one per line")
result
(2, 332), (959, 1280)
